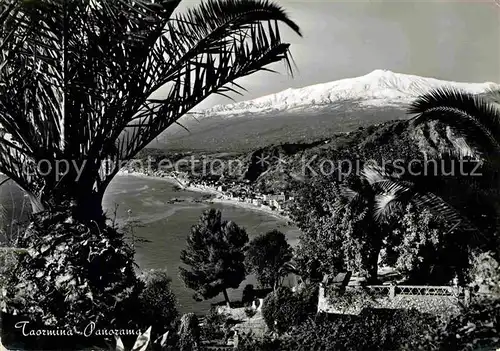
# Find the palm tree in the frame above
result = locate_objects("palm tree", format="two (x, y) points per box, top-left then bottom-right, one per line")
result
(409, 88), (500, 161)
(0, 0), (302, 222)
(343, 163), (476, 226)
(340, 87), (500, 280)
(408, 87), (500, 242)
(0, 0), (302, 338)
(338, 163), (480, 282)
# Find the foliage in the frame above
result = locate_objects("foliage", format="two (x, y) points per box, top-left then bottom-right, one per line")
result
(236, 332), (283, 351)
(1, 206), (141, 349)
(384, 204), (468, 284)
(200, 308), (228, 341)
(136, 269), (179, 336)
(179, 209), (248, 304)
(245, 230), (292, 288)
(408, 88), (500, 249)
(339, 162), (480, 282)
(470, 251), (500, 294)
(421, 298), (500, 351)
(337, 205), (379, 281)
(0, 247), (26, 313)
(291, 160), (479, 284)
(290, 180), (348, 281)
(388, 206), (442, 276)
(291, 179), (381, 282)
(279, 309), (440, 351)
(178, 313), (200, 351)
(238, 301), (500, 350)
(0, 0), (301, 220)
(0, 185), (30, 247)
(0, 247), (25, 287)
(261, 286), (317, 334)
(325, 287), (378, 314)
(238, 308), (440, 350)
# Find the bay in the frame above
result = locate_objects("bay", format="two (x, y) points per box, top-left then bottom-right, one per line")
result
(102, 175), (301, 314)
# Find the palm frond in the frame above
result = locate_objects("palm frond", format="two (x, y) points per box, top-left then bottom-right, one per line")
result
(372, 180), (412, 221)
(361, 164), (387, 185)
(408, 87), (500, 158)
(479, 87), (500, 106)
(358, 163), (482, 234)
(339, 186), (361, 203)
(115, 0), (301, 162)
(411, 192), (480, 235)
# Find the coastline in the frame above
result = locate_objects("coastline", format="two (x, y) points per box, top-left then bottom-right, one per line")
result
(116, 171), (292, 222)
(206, 197), (291, 222)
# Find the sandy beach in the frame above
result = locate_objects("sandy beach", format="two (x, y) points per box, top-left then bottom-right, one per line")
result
(207, 197), (291, 222)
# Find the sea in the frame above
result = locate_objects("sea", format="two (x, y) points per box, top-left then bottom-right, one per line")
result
(0, 175), (301, 314)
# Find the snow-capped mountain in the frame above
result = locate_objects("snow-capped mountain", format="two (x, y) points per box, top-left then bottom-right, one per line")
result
(201, 69), (500, 117)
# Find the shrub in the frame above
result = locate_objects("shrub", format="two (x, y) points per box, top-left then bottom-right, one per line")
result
(295, 283), (318, 318)
(136, 269), (179, 336)
(0, 247), (25, 289)
(387, 205), (466, 284)
(358, 308), (440, 350)
(263, 301), (499, 351)
(0, 248), (26, 316)
(281, 309), (440, 351)
(429, 298), (500, 350)
(470, 251), (500, 294)
(178, 313), (200, 351)
(325, 286), (378, 313)
(236, 332), (283, 351)
(262, 286), (317, 334)
(3, 207), (141, 350)
(200, 308), (228, 341)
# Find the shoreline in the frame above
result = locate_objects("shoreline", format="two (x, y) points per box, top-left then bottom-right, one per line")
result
(117, 171), (292, 223)
(207, 197), (291, 222)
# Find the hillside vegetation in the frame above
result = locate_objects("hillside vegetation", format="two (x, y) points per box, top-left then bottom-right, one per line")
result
(151, 104), (408, 152)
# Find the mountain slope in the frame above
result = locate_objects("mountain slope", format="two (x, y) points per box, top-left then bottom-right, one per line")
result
(201, 69), (499, 116)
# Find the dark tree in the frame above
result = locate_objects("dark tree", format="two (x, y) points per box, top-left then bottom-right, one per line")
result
(180, 209), (248, 305)
(245, 230), (293, 288)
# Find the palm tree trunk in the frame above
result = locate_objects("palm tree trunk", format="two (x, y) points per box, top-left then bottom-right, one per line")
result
(46, 187), (105, 224)
(367, 240), (382, 283)
(73, 191), (105, 223)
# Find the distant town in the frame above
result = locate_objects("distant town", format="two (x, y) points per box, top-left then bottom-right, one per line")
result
(121, 165), (294, 219)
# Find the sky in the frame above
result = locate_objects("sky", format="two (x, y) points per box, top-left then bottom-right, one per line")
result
(172, 0), (500, 109)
